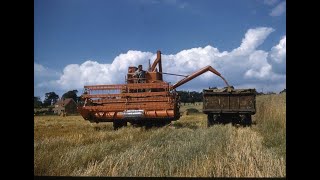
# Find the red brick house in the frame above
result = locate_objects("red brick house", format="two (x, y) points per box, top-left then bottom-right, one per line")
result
(53, 98), (78, 115)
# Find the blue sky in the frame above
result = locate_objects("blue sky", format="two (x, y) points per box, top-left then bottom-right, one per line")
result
(34, 0), (286, 100)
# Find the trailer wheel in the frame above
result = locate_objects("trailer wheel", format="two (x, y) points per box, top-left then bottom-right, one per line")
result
(244, 114), (252, 126)
(207, 114), (213, 127)
(240, 114), (252, 126)
(208, 114), (221, 127)
(220, 114), (233, 124)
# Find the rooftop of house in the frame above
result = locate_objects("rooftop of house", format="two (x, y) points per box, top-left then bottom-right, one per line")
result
(54, 98), (76, 107)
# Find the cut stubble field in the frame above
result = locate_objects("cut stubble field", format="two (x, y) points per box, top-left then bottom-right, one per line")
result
(34, 93), (286, 177)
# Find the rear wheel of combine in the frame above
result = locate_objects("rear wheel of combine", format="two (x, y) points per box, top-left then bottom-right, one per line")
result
(131, 121), (143, 127)
(155, 120), (170, 127)
(145, 120), (154, 129)
(113, 120), (127, 130)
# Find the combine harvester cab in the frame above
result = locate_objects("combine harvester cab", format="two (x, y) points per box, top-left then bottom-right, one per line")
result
(78, 50), (231, 130)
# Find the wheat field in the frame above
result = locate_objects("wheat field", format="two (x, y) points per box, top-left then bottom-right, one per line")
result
(34, 93), (286, 177)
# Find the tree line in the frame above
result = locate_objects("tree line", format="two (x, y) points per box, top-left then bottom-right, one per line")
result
(176, 91), (203, 104)
(34, 90), (80, 108)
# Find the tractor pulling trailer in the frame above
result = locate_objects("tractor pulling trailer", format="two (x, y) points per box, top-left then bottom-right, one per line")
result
(78, 51), (256, 129)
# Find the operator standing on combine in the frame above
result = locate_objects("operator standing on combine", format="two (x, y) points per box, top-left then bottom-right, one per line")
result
(133, 64), (146, 83)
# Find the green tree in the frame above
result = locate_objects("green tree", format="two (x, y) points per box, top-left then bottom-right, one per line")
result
(62, 90), (79, 102)
(43, 92), (59, 107)
(34, 96), (43, 108)
(177, 91), (203, 104)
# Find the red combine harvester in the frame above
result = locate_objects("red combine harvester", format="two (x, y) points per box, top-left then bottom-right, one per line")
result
(78, 50), (230, 129)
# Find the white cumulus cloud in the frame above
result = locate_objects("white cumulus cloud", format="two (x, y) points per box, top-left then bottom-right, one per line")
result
(56, 51), (154, 90)
(34, 27), (286, 97)
(34, 63), (62, 100)
(270, 1), (286, 16)
(34, 63), (61, 79)
(34, 63), (61, 87)
(231, 27), (274, 56)
(267, 36), (286, 74)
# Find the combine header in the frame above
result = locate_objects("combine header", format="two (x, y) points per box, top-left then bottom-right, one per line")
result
(78, 50), (231, 129)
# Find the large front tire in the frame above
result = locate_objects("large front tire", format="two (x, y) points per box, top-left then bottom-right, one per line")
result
(113, 120), (127, 130)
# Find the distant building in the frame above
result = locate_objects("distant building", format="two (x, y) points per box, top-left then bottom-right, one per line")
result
(53, 98), (77, 115)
